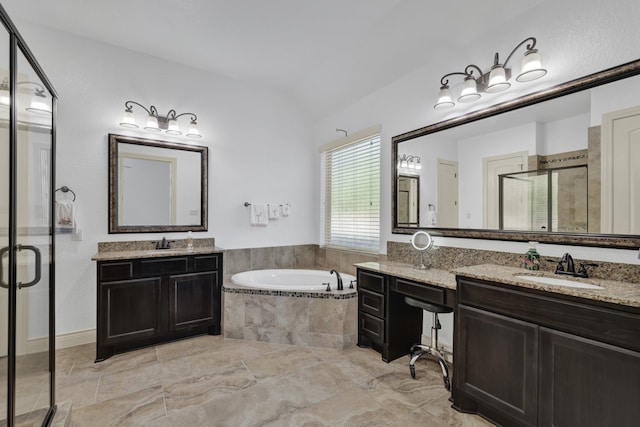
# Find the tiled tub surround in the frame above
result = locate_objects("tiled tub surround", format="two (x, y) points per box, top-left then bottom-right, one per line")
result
(223, 245), (380, 281)
(223, 282), (358, 349)
(221, 245), (375, 349)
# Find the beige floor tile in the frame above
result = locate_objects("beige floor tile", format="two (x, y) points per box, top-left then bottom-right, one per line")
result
(242, 346), (322, 379)
(163, 361), (256, 413)
(95, 362), (163, 403)
(71, 385), (166, 427)
(54, 337), (492, 426)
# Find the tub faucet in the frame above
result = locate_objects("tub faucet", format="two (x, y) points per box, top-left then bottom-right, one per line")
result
(330, 269), (343, 291)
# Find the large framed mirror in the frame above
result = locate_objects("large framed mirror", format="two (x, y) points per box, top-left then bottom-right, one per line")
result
(108, 134), (208, 233)
(392, 59), (640, 248)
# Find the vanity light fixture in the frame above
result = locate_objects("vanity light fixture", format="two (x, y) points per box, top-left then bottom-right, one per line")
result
(119, 100), (202, 138)
(434, 37), (547, 110)
(398, 154), (422, 170)
(0, 78), (53, 115)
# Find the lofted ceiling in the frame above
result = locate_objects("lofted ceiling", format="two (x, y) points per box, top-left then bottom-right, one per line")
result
(2, 0), (543, 119)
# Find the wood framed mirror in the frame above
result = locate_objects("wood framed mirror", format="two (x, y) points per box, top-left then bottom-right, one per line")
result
(392, 59), (640, 248)
(108, 133), (208, 233)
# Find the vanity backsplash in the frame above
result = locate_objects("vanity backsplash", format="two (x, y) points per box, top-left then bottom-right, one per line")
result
(387, 241), (640, 283)
(97, 237), (216, 252)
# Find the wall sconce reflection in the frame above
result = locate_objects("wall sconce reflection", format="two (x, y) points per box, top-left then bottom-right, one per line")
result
(398, 154), (422, 170)
(0, 77), (52, 115)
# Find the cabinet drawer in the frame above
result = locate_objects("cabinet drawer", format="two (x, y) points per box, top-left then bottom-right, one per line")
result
(360, 312), (384, 345)
(393, 278), (445, 306)
(193, 255), (218, 272)
(99, 262), (133, 281)
(139, 257), (189, 276)
(458, 277), (640, 352)
(358, 270), (385, 294)
(360, 288), (385, 317)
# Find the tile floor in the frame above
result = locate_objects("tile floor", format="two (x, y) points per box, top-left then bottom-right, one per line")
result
(56, 336), (494, 426)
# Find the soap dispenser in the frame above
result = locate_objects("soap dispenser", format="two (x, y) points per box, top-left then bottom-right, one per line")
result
(524, 241), (540, 270)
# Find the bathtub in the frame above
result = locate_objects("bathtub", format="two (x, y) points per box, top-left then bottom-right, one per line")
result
(223, 269), (358, 349)
(230, 268), (356, 291)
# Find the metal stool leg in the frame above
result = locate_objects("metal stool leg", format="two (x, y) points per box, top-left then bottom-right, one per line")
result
(409, 312), (451, 390)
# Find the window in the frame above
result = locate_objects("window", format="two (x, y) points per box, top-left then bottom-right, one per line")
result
(320, 128), (381, 252)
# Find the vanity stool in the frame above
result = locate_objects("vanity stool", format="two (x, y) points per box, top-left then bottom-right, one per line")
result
(405, 296), (453, 390)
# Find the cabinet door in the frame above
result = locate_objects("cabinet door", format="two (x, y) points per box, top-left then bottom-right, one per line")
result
(456, 304), (538, 426)
(539, 327), (640, 426)
(169, 272), (217, 330)
(99, 278), (161, 344)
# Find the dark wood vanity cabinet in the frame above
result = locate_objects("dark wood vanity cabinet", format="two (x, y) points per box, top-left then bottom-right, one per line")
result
(356, 268), (454, 362)
(96, 253), (222, 361)
(454, 276), (640, 427)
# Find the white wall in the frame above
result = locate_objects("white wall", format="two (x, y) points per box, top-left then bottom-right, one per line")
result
(314, 0), (640, 262)
(312, 0), (640, 348)
(11, 0), (640, 342)
(14, 21), (317, 336)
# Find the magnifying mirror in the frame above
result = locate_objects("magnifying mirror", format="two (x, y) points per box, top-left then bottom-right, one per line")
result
(411, 230), (433, 270)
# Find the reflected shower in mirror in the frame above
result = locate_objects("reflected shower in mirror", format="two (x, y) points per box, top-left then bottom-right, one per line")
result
(108, 134), (208, 233)
(392, 60), (640, 248)
(397, 175), (419, 227)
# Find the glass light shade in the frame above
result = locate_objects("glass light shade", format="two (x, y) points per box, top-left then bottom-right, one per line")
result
(165, 118), (182, 135)
(144, 115), (161, 132)
(25, 98), (52, 115)
(400, 159), (408, 168)
(119, 110), (138, 128)
(517, 50), (547, 82)
(458, 78), (481, 103)
(415, 160), (422, 170)
(486, 66), (511, 93)
(186, 121), (202, 138)
(434, 85), (455, 109)
(408, 161), (415, 169)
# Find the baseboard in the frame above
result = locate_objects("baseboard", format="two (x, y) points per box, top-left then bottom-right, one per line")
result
(27, 329), (96, 353)
(422, 333), (454, 363)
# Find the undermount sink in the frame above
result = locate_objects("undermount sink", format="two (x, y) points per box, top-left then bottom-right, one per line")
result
(515, 275), (604, 289)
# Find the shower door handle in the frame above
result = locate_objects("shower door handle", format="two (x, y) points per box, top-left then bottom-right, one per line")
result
(17, 245), (42, 289)
(0, 246), (9, 289)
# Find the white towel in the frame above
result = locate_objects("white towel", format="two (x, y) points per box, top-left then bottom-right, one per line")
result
(427, 209), (437, 227)
(282, 204), (291, 217)
(268, 203), (280, 220)
(250, 203), (269, 226)
(55, 200), (77, 234)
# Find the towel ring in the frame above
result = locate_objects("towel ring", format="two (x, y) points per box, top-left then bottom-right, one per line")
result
(55, 186), (76, 202)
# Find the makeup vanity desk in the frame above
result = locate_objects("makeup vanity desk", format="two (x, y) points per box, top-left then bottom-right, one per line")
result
(354, 261), (457, 362)
(356, 261), (640, 427)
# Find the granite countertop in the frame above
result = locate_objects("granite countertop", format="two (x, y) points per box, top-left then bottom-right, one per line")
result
(455, 264), (640, 308)
(92, 246), (224, 261)
(354, 261), (457, 290)
(355, 261), (640, 308)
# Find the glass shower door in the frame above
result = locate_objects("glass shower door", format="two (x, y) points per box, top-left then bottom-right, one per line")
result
(0, 22), (9, 424)
(12, 48), (54, 425)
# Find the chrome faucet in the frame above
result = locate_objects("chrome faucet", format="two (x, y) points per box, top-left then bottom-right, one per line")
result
(330, 269), (343, 291)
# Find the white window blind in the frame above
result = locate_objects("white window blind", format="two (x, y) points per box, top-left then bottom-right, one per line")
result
(321, 133), (380, 252)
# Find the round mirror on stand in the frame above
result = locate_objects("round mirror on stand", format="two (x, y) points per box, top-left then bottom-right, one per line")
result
(411, 230), (433, 270)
